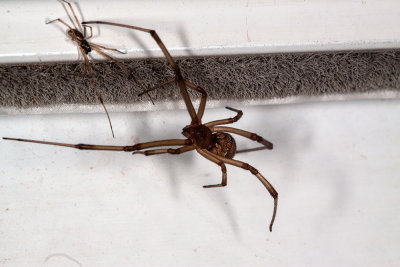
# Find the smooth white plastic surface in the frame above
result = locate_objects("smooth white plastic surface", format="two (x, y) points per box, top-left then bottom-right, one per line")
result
(0, 0), (400, 64)
(1, 99), (399, 266)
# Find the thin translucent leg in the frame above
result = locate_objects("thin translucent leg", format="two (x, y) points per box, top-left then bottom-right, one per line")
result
(197, 149), (227, 188)
(82, 20), (199, 124)
(81, 48), (115, 138)
(210, 126), (273, 152)
(90, 43), (125, 54)
(46, 18), (74, 30)
(46, 16), (115, 137)
(205, 107), (243, 127)
(209, 153), (278, 232)
(137, 78), (177, 97)
(132, 145), (194, 156)
(61, 0), (83, 32)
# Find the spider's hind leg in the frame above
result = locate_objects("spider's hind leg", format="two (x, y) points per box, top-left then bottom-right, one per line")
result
(197, 149), (227, 188)
(211, 126), (273, 152)
(214, 155), (278, 232)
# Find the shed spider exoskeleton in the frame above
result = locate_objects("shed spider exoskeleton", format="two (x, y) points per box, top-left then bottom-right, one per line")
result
(47, 0), (152, 137)
(4, 21), (278, 231)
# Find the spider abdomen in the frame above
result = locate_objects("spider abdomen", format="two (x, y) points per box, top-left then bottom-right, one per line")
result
(81, 40), (92, 54)
(208, 132), (236, 159)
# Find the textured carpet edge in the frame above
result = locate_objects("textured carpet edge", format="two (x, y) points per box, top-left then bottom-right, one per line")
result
(1, 50), (399, 114)
(1, 90), (398, 115)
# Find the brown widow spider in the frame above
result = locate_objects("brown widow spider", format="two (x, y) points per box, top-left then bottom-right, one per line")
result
(4, 21), (278, 231)
(47, 0), (152, 138)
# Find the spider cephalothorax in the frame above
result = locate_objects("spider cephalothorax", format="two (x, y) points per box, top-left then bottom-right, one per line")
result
(182, 125), (213, 149)
(4, 20), (279, 232)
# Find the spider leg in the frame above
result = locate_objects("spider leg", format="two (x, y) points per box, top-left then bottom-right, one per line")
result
(89, 45), (154, 104)
(136, 80), (206, 122)
(210, 126), (273, 152)
(90, 43), (125, 54)
(3, 137), (134, 151)
(61, 0), (83, 33)
(82, 21), (199, 124)
(82, 22), (180, 78)
(132, 139), (190, 150)
(132, 145), (194, 156)
(137, 78), (177, 97)
(205, 107), (243, 127)
(184, 80), (207, 121)
(209, 153), (278, 232)
(3, 138), (190, 153)
(138, 79), (207, 121)
(81, 48), (115, 138)
(83, 25), (93, 39)
(46, 18), (74, 31)
(197, 149), (227, 188)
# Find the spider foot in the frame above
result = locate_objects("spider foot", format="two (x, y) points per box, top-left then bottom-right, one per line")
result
(203, 183), (226, 188)
(225, 106), (241, 112)
(116, 49), (127, 54)
(132, 151), (145, 155)
(45, 19), (57, 24)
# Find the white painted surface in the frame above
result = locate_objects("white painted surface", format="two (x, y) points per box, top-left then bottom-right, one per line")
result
(0, 0), (399, 64)
(1, 99), (399, 266)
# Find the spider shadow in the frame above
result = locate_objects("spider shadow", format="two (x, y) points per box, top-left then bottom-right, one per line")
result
(176, 25), (195, 58)
(252, 101), (350, 232)
(125, 109), (197, 199)
(124, 107), (242, 235)
(128, 31), (155, 59)
(118, 21), (243, 234)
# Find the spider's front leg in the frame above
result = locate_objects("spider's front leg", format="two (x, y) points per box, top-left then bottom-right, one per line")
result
(132, 145), (194, 156)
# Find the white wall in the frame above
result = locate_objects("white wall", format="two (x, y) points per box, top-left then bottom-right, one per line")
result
(0, 0), (399, 63)
(1, 99), (399, 266)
